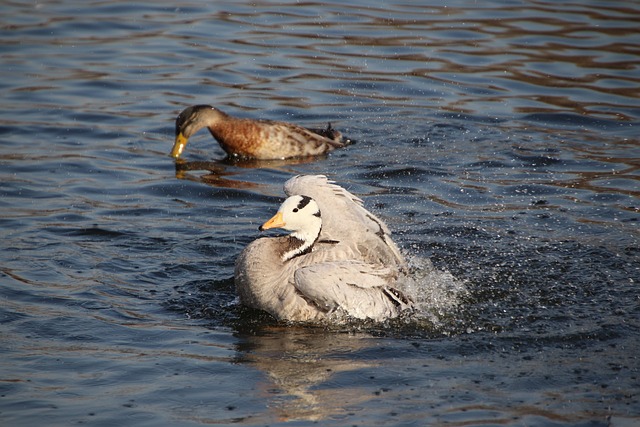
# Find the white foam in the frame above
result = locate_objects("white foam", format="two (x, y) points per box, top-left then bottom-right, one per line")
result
(399, 254), (468, 329)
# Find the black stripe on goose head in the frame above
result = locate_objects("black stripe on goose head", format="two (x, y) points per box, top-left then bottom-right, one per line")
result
(296, 195), (312, 210)
(294, 195), (321, 218)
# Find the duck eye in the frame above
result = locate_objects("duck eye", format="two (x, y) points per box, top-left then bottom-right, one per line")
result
(293, 208), (299, 213)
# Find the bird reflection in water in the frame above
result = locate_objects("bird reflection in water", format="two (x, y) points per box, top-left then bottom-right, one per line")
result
(173, 156), (320, 191)
(234, 326), (382, 422)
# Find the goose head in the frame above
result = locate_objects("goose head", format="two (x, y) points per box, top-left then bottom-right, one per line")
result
(171, 105), (228, 158)
(259, 195), (322, 261)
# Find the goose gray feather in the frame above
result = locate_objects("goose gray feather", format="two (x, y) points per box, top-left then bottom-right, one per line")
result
(234, 175), (413, 322)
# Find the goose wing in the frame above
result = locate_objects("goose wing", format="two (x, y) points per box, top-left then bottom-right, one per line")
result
(293, 261), (413, 321)
(284, 175), (405, 267)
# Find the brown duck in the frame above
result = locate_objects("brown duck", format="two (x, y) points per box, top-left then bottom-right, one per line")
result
(171, 105), (352, 160)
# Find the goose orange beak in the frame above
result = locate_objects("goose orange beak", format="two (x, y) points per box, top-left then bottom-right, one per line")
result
(259, 211), (285, 231)
(170, 133), (188, 158)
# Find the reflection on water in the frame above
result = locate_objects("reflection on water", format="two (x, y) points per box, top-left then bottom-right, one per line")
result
(1, 0), (639, 425)
(173, 156), (323, 190)
(5, 1), (638, 125)
(231, 318), (639, 425)
(198, 1), (640, 122)
(236, 327), (378, 421)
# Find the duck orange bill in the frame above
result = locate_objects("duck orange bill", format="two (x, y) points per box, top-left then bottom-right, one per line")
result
(170, 133), (188, 158)
(259, 211), (285, 231)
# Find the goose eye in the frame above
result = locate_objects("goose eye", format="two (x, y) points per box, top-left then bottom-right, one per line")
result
(293, 208), (299, 213)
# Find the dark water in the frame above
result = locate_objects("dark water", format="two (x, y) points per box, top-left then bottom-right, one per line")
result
(1, 1), (639, 425)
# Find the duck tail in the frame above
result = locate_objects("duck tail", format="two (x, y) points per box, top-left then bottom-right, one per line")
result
(310, 122), (354, 147)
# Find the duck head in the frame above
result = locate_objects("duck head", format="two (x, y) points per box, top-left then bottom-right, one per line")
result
(171, 105), (228, 158)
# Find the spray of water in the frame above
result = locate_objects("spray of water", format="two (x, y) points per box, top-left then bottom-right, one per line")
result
(399, 254), (469, 332)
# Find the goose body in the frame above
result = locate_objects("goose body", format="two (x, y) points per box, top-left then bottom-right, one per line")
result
(171, 105), (351, 160)
(235, 175), (413, 323)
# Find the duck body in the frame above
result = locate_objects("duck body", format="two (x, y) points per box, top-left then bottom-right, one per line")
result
(171, 105), (351, 160)
(234, 175), (413, 323)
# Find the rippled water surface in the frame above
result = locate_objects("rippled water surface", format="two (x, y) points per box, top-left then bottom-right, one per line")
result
(1, 1), (639, 426)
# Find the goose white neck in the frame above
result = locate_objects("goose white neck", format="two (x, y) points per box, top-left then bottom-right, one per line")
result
(282, 226), (321, 261)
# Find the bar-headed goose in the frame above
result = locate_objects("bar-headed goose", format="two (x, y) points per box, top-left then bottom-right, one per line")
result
(235, 175), (413, 322)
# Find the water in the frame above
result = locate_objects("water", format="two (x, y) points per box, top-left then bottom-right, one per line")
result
(1, 0), (639, 425)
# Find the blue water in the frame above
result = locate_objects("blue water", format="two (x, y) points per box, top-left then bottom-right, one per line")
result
(1, 1), (639, 425)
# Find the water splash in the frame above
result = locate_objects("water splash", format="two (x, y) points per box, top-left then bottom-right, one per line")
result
(400, 254), (469, 332)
